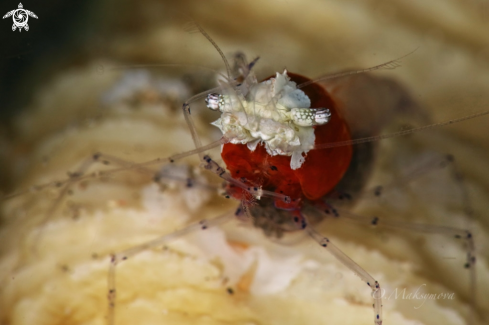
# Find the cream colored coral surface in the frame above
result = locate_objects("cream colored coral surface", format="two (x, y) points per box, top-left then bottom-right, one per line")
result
(1, 1), (489, 325)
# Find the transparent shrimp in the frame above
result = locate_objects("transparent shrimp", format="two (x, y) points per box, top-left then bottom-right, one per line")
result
(1, 3), (489, 325)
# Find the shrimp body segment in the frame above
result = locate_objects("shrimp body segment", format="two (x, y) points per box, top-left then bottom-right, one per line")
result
(209, 71), (352, 211)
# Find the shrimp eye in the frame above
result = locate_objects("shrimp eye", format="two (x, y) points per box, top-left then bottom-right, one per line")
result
(205, 93), (223, 111)
(314, 108), (331, 125)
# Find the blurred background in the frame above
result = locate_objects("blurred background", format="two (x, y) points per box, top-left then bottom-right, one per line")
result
(0, 0), (99, 120)
(1, 1), (489, 324)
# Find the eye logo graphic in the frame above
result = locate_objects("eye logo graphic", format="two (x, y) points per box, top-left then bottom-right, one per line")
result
(3, 3), (37, 32)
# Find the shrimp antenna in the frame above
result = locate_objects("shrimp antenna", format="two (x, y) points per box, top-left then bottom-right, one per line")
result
(184, 20), (232, 81)
(108, 63), (219, 74)
(315, 109), (489, 150)
(267, 49), (417, 108)
(107, 63), (229, 80)
(297, 48), (418, 90)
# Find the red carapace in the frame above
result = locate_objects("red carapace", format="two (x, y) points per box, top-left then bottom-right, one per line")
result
(222, 73), (352, 210)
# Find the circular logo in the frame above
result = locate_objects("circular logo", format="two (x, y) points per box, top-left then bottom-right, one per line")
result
(2, 3), (38, 32)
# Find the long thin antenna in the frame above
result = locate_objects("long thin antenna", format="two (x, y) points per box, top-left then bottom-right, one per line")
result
(297, 48), (417, 90)
(108, 63), (220, 74)
(185, 20), (232, 81)
(314, 110), (489, 150)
